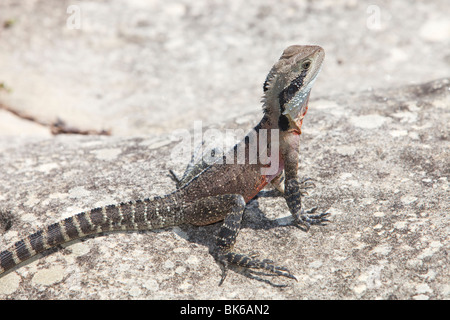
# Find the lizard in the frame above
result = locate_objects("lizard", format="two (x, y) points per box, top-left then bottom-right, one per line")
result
(0, 45), (328, 285)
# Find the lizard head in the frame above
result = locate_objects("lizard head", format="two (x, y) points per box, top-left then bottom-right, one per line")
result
(263, 45), (324, 133)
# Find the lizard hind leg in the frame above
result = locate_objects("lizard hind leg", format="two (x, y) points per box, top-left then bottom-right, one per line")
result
(200, 195), (297, 285)
(184, 194), (297, 285)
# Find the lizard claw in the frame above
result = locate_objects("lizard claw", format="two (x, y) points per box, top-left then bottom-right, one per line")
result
(299, 177), (316, 196)
(293, 208), (330, 231)
(300, 208), (330, 225)
(217, 251), (297, 285)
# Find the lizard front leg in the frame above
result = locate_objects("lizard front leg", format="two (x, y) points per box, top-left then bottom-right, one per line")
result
(284, 179), (329, 231)
(281, 135), (329, 231)
(185, 194), (296, 285)
(268, 170), (315, 196)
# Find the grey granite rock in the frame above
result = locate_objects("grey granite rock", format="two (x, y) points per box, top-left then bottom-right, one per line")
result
(0, 0), (448, 300)
(0, 78), (448, 299)
(0, 0), (449, 136)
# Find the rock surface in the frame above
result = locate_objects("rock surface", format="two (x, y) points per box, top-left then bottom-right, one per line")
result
(0, 0), (449, 300)
(0, 0), (449, 135)
(0, 78), (448, 299)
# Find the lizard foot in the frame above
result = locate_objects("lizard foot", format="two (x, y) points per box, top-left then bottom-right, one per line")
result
(295, 207), (330, 231)
(298, 177), (316, 196)
(218, 251), (297, 286)
(285, 179), (330, 231)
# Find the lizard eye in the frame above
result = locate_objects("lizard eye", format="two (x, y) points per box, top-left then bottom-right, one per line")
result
(302, 61), (311, 70)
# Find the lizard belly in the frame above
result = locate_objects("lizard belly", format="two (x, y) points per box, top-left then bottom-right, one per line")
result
(243, 157), (285, 202)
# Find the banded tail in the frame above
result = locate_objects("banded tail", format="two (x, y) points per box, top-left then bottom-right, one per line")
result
(0, 194), (184, 275)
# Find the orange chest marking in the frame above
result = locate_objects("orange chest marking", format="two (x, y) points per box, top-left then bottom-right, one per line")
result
(244, 176), (269, 203)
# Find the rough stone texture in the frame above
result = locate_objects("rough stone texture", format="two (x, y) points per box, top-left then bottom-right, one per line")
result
(0, 0), (449, 300)
(0, 0), (449, 135)
(0, 78), (448, 299)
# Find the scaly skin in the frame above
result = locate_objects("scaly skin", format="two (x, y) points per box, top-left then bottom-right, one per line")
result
(0, 45), (328, 286)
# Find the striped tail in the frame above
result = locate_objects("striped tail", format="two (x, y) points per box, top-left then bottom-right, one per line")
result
(0, 194), (184, 275)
